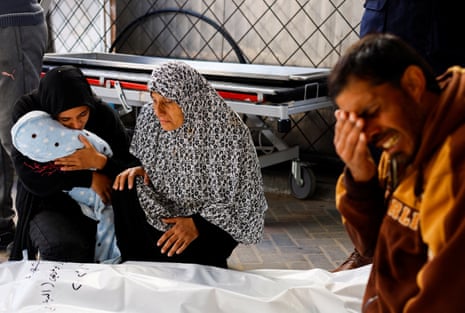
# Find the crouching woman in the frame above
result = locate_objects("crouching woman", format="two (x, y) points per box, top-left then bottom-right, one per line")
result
(112, 62), (268, 268)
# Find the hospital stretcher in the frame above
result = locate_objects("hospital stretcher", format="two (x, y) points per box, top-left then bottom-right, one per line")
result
(42, 52), (334, 199)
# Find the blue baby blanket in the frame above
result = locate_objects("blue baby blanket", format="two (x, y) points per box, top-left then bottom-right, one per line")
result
(11, 110), (121, 263)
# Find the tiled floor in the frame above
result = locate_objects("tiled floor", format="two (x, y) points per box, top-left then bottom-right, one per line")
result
(1, 161), (352, 271)
(228, 163), (352, 271)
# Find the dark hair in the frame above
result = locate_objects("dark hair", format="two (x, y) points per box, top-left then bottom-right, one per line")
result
(328, 33), (440, 99)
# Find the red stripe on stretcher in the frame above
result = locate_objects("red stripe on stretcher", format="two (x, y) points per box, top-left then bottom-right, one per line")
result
(86, 78), (102, 86)
(108, 80), (149, 91)
(216, 90), (259, 102)
(42, 71), (260, 103)
(92, 78), (260, 103)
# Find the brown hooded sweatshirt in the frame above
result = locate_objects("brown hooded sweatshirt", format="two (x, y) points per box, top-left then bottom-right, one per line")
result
(336, 67), (465, 312)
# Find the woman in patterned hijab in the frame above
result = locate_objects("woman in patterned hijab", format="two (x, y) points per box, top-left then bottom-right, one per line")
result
(112, 62), (267, 268)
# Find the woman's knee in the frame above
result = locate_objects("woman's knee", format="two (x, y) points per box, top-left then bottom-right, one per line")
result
(29, 210), (95, 262)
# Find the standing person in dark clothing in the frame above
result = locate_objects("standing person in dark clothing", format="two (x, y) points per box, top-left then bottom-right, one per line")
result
(9, 65), (135, 262)
(0, 0), (47, 251)
(360, 0), (465, 75)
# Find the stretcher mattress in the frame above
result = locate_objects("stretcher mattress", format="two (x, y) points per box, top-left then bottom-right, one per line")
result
(42, 52), (330, 104)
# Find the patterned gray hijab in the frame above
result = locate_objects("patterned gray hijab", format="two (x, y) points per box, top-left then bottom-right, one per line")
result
(130, 62), (267, 244)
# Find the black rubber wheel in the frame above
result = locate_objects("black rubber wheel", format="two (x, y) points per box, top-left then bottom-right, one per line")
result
(289, 166), (316, 199)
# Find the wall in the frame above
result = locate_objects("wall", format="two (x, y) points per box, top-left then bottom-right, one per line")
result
(46, 0), (364, 158)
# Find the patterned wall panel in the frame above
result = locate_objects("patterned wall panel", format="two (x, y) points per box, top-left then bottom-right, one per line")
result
(46, 0), (364, 157)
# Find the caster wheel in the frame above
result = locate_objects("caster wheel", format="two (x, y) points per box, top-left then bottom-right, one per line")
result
(289, 166), (316, 199)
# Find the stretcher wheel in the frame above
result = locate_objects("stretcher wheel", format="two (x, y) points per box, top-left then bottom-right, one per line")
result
(289, 166), (316, 199)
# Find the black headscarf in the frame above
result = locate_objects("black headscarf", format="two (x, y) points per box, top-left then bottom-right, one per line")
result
(38, 65), (96, 117)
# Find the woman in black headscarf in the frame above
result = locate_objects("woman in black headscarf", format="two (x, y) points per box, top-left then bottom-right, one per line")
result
(9, 65), (136, 262)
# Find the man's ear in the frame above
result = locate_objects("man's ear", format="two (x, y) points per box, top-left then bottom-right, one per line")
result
(401, 65), (425, 102)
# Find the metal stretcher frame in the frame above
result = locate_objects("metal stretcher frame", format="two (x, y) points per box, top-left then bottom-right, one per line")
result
(42, 52), (334, 199)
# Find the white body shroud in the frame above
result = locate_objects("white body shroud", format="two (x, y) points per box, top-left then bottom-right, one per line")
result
(0, 260), (369, 313)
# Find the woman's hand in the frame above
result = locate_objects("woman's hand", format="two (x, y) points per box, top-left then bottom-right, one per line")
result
(54, 135), (107, 171)
(158, 217), (199, 257)
(91, 172), (112, 204)
(112, 166), (150, 190)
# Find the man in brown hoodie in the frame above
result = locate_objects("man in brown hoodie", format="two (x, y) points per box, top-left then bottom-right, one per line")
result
(328, 33), (465, 312)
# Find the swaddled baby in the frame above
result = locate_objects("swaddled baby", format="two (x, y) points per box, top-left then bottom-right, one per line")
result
(11, 110), (121, 263)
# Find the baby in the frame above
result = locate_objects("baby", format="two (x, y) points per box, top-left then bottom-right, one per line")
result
(11, 110), (121, 263)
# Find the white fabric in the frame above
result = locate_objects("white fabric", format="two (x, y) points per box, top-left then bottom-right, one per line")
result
(0, 260), (369, 313)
